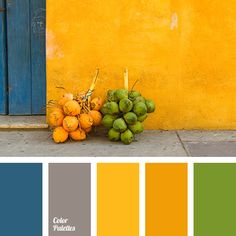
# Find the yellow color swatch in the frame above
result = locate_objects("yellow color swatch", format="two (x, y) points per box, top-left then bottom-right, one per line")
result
(146, 163), (188, 236)
(97, 163), (139, 236)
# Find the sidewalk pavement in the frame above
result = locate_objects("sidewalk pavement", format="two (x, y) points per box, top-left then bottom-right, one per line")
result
(0, 129), (236, 157)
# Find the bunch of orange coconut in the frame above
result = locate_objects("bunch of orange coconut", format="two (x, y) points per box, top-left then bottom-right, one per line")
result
(48, 70), (103, 143)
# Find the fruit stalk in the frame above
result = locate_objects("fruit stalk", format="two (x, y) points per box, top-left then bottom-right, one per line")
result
(124, 68), (129, 90)
(85, 68), (100, 100)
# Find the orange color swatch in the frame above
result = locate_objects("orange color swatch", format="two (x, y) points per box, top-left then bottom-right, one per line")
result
(146, 163), (188, 236)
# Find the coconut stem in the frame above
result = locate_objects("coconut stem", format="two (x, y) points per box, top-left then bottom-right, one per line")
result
(124, 68), (129, 90)
(131, 79), (140, 91)
(85, 68), (100, 100)
(88, 97), (91, 109)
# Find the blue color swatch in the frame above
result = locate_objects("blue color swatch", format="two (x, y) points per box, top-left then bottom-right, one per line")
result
(0, 163), (42, 236)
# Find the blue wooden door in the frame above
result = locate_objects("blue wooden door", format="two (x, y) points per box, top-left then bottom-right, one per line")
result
(0, 0), (7, 114)
(1, 0), (46, 115)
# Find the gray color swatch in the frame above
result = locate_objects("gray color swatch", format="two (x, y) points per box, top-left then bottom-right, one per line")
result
(49, 163), (91, 236)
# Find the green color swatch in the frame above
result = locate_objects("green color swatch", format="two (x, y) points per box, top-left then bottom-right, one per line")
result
(195, 163), (236, 236)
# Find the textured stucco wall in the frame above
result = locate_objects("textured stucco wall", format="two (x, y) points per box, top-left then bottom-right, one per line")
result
(47, 0), (236, 130)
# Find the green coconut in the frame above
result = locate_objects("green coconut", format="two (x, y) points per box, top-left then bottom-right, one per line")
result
(108, 128), (120, 141)
(100, 102), (109, 114)
(101, 102), (119, 115)
(102, 114), (117, 129)
(107, 90), (119, 102)
(121, 129), (134, 145)
(113, 118), (127, 132)
(119, 98), (133, 113)
(128, 121), (144, 134)
(133, 102), (147, 116)
(128, 90), (141, 101)
(123, 112), (138, 125)
(114, 89), (128, 101)
(145, 99), (156, 113)
(137, 113), (148, 122)
(100, 103), (106, 114)
(133, 96), (146, 105)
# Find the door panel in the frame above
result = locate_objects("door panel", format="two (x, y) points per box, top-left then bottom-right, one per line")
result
(0, 0), (7, 114)
(7, 0), (32, 115)
(31, 1), (46, 114)
(6, 0), (46, 115)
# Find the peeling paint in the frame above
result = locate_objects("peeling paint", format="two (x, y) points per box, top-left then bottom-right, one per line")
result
(170, 12), (178, 30)
(46, 30), (64, 59)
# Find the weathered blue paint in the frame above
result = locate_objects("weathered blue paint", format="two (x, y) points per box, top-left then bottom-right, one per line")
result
(6, 0), (46, 115)
(0, 0), (7, 114)
(7, 0), (32, 115)
(31, 1), (46, 114)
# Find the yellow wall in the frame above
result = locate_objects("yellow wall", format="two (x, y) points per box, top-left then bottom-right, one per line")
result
(47, 0), (236, 130)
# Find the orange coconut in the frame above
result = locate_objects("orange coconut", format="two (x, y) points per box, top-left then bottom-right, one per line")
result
(89, 110), (102, 126)
(90, 97), (103, 111)
(49, 110), (64, 127)
(63, 116), (79, 132)
(58, 97), (71, 106)
(53, 127), (68, 143)
(63, 93), (73, 100)
(69, 128), (86, 141)
(63, 100), (81, 116)
(84, 126), (92, 133)
(58, 93), (73, 106)
(79, 113), (93, 129)
(48, 107), (64, 113)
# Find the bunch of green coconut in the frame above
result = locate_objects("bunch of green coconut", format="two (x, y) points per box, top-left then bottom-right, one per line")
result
(100, 87), (155, 144)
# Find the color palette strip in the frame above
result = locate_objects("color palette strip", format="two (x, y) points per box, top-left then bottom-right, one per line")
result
(146, 163), (188, 236)
(194, 163), (236, 236)
(1, 162), (236, 236)
(0, 163), (42, 236)
(97, 163), (139, 236)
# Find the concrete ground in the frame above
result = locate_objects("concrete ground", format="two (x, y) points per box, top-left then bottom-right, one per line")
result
(0, 129), (236, 157)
